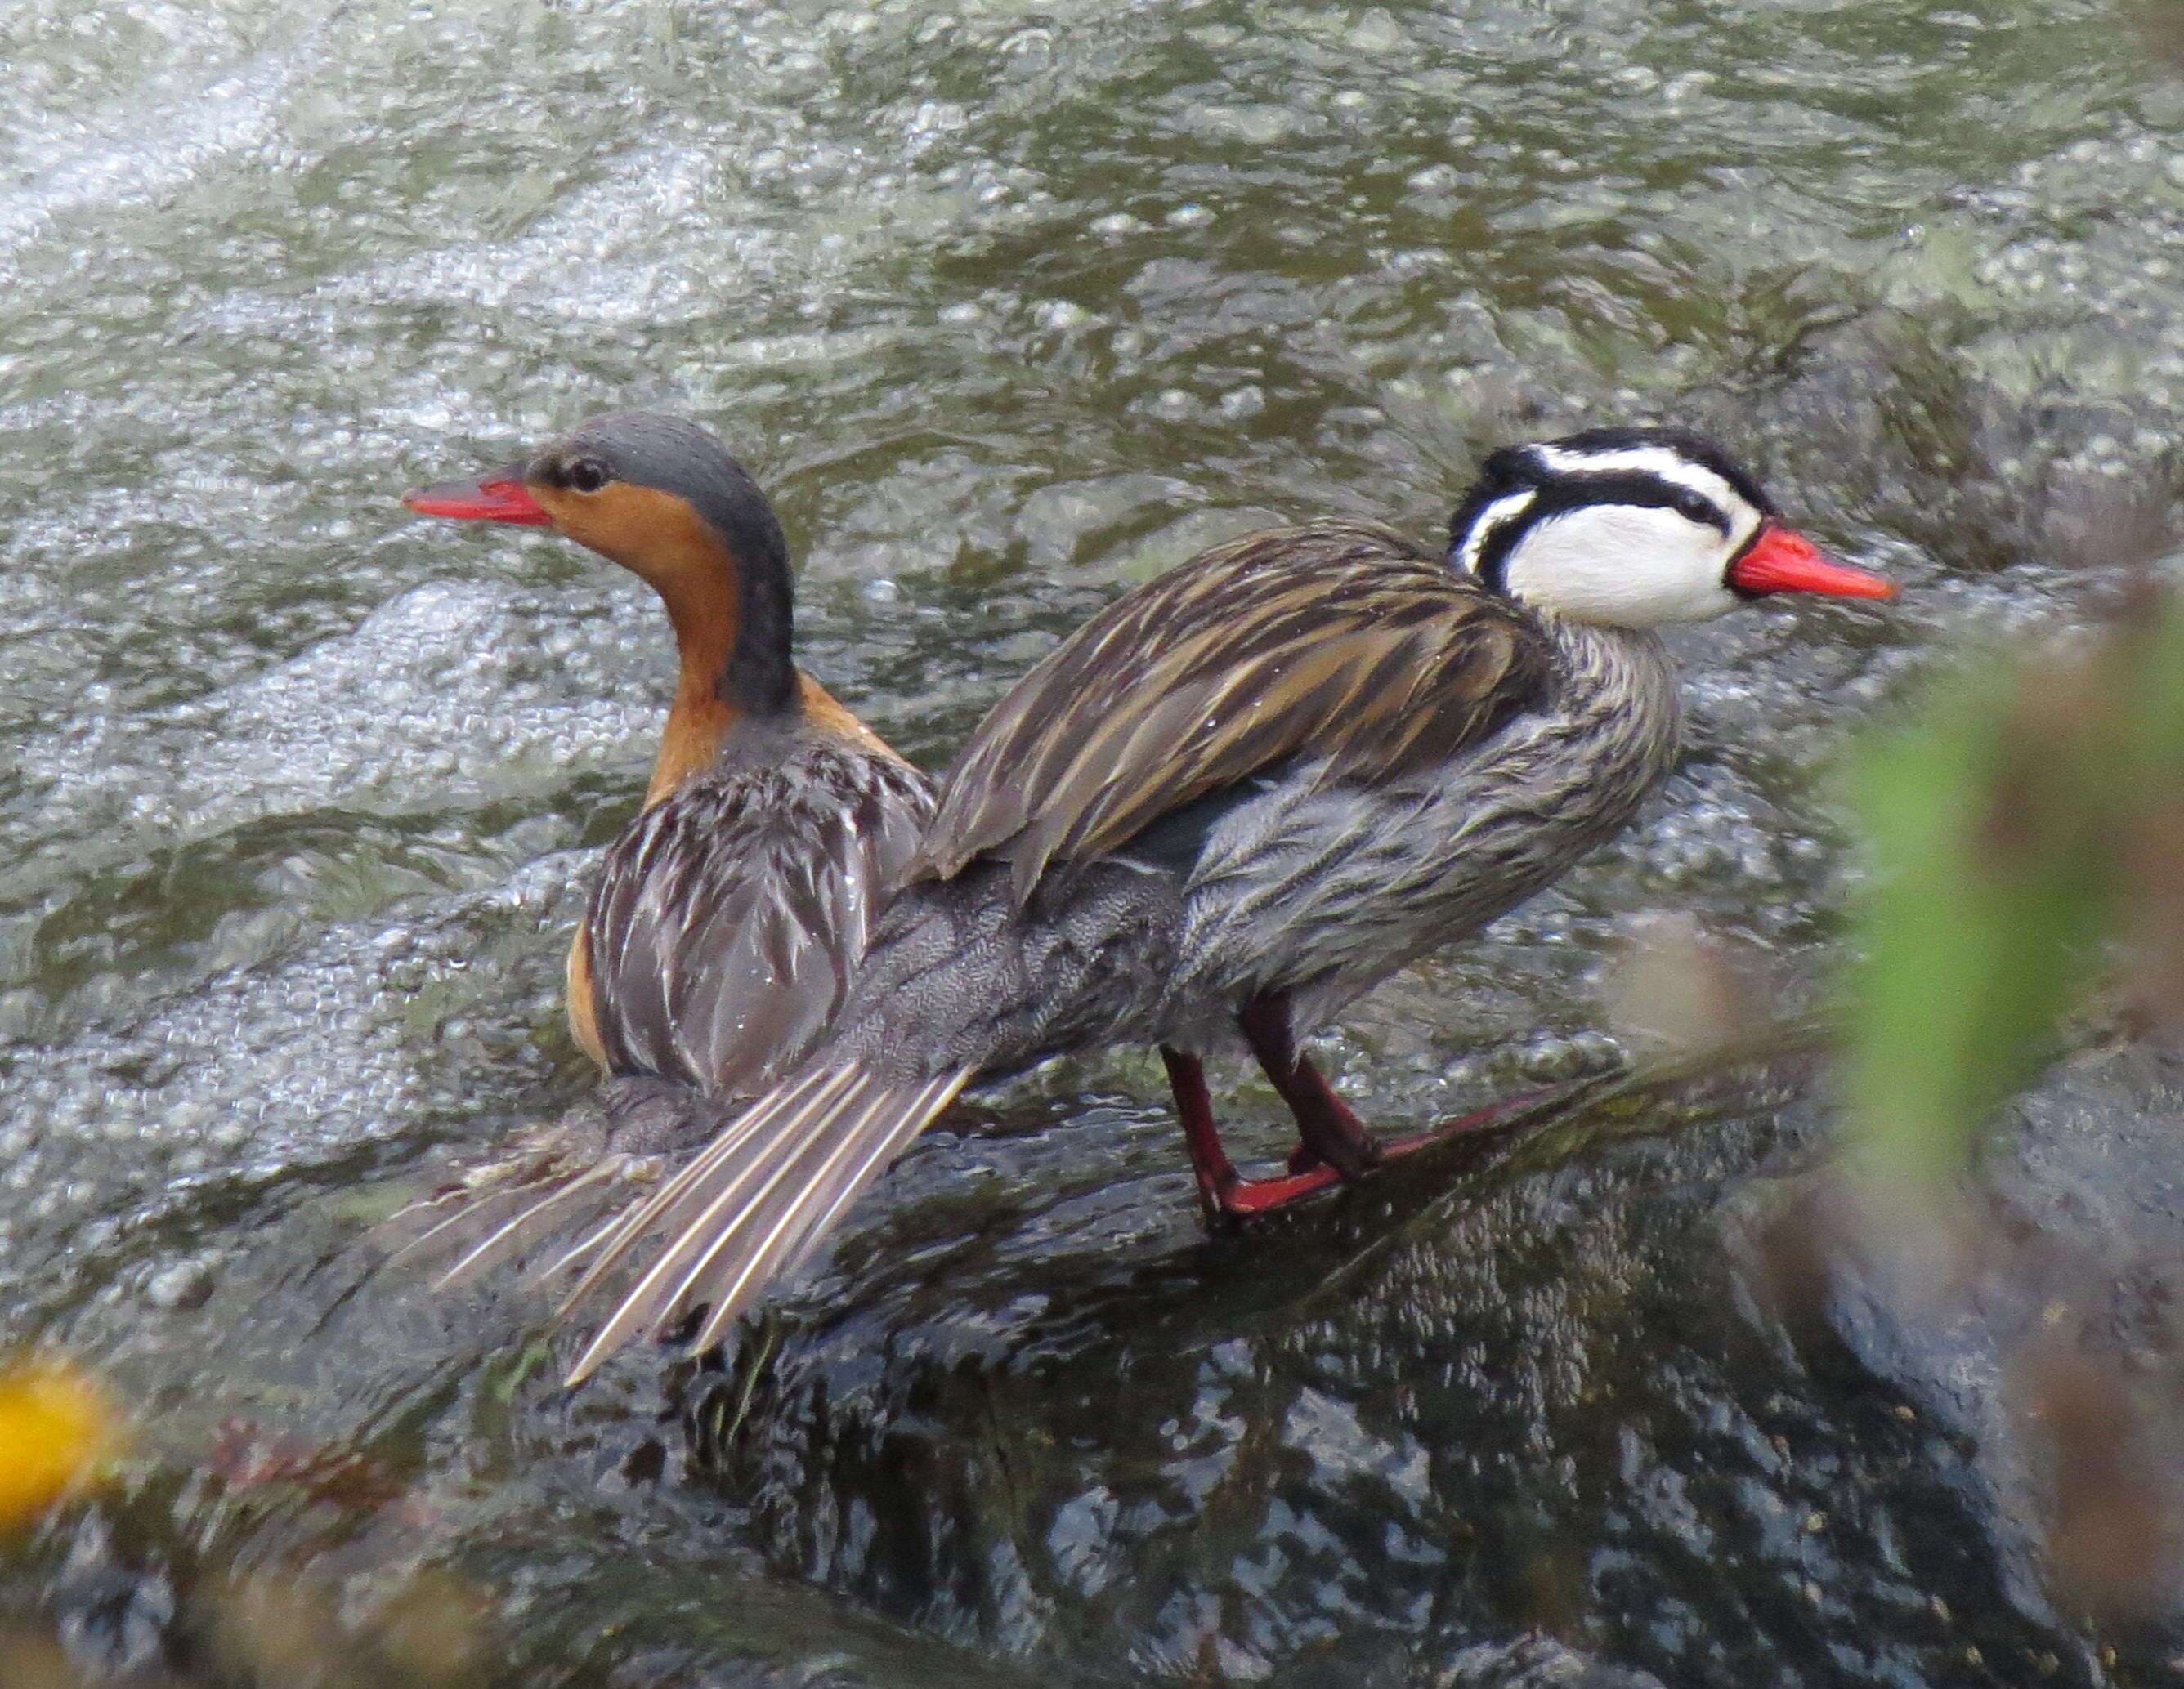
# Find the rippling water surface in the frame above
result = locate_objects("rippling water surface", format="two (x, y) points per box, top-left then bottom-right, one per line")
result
(5, 0), (2184, 1683)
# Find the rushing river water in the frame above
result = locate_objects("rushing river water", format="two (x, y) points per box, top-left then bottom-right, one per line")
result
(5, 0), (2184, 1683)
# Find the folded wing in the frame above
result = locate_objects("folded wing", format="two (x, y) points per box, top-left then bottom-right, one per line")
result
(907, 520), (1551, 899)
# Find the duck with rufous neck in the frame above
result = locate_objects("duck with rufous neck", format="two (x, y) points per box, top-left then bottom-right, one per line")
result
(393, 413), (934, 1278)
(556, 424), (1895, 1383)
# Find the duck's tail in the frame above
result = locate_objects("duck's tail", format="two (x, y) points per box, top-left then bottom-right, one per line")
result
(374, 1076), (698, 1291)
(385, 1154), (633, 1292)
(557, 1061), (975, 1385)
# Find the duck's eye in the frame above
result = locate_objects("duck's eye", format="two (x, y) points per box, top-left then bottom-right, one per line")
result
(564, 458), (611, 494)
(1671, 488), (1719, 527)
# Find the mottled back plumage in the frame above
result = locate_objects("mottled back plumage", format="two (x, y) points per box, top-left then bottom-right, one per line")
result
(565, 521), (1629, 1374)
(911, 521), (1552, 901)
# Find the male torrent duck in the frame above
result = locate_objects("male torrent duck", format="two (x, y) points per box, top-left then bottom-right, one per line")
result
(557, 425), (1895, 1381)
(398, 413), (934, 1272)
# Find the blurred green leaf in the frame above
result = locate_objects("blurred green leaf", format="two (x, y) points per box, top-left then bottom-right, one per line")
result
(1842, 594), (2184, 1191)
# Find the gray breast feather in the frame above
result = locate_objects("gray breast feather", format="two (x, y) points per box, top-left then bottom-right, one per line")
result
(1168, 618), (1682, 1029)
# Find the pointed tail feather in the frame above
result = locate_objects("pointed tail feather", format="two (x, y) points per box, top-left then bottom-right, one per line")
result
(557, 1066), (857, 1323)
(561, 1064), (973, 1385)
(377, 1155), (627, 1285)
(677, 1069), (968, 1356)
(378, 1181), (535, 1276)
(533, 1203), (636, 1288)
(428, 1159), (628, 1292)
(375, 1078), (696, 1291)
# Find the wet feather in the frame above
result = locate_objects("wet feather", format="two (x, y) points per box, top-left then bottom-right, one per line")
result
(909, 521), (1551, 897)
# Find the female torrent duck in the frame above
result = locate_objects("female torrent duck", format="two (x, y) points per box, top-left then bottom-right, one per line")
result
(559, 425), (1895, 1381)
(397, 413), (934, 1273)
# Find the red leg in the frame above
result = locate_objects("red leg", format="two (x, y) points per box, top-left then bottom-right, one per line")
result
(1275, 1037), (1600, 1163)
(1161, 1047), (1347, 1221)
(1164, 1008), (1604, 1222)
(1239, 994), (1601, 1187)
(1237, 994), (1380, 1180)
(1280, 1052), (1381, 1174)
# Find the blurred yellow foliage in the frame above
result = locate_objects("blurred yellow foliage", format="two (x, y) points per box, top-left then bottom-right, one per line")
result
(0, 1356), (122, 1535)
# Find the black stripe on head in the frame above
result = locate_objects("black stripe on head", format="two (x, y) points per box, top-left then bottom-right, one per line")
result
(1446, 445), (1537, 553)
(1540, 424), (1776, 518)
(1475, 472), (1736, 592)
(1467, 498), (1536, 595)
(1544, 470), (1734, 533)
(1447, 445), (1541, 593)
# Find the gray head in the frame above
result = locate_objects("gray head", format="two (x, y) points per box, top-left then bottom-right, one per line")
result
(405, 411), (799, 713)
(512, 413), (792, 591)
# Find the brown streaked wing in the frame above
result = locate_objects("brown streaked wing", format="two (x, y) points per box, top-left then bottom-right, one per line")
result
(587, 745), (935, 1096)
(905, 520), (1551, 901)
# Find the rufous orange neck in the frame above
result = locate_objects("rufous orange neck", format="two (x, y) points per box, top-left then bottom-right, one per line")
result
(797, 672), (906, 764)
(525, 476), (803, 807)
(647, 567), (743, 807)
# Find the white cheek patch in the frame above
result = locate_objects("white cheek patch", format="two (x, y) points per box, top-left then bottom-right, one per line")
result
(1500, 505), (1743, 626)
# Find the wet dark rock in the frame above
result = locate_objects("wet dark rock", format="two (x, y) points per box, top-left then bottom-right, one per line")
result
(642, 1049), (2184, 1687)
